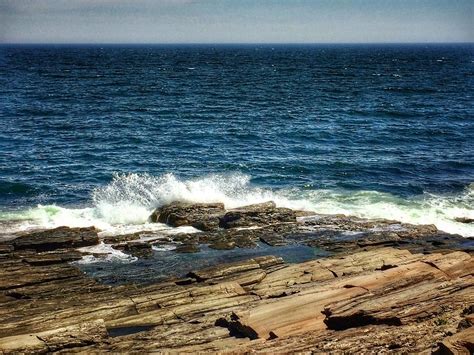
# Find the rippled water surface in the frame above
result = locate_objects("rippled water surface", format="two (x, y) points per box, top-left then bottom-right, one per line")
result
(1, 44), (473, 236)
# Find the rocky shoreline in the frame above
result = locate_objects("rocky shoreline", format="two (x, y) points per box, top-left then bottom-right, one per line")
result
(0, 201), (473, 353)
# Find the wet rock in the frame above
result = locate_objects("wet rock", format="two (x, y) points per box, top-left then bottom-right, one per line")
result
(103, 233), (141, 244)
(15, 249), (83, 265)
(219, 201), (296, 229)
(396, 223), (438, 238)
(150, 202), (225, 231)
(120, 241), (153, 258)
(193, 229), (260, 249)
(172, 233), (199, 244)
(175, 244), (200, 253)
(208, 240), (236, 250)
(306, 231), (408, 253)
(234, 235), (258, 248)
(1, 204), (473, 354)
(294, 210), (319, 218)
(11, 226), (99, 252)
(298, 216), (471, 254)
(455, 217), (474, 224)
(189, 223), (296, 250)
(149, 200), (299, 236)
(260, 234), (288, 246)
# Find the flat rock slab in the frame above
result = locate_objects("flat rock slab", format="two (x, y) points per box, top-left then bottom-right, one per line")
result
(221, 248), (473, 346)
(8, 226), (99, 252)
(147, 202), (473, 257)
(0, 222), (473, 354)
(0, 320), (108, 353)
(149, 202), (225, 231)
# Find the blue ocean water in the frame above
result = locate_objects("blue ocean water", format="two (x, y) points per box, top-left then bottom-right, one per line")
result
(1, 44), (473, 236)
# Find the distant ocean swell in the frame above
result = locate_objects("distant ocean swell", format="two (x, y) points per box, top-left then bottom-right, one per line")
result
(1, 173), (473, 237)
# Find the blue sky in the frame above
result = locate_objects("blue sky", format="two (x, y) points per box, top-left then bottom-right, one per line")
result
(0, 0), (472, 43)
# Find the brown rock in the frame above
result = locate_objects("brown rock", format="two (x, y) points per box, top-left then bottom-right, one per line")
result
(175, 244), (200, 253)
(16, 249), (83, 265)
(122, 241), (153, 258)
(435, 326), (474, 354)
(455, 217), (474, 224)
(11, 226), (99, 252)
(0, 319), (108, 353)
(223, 249), (473, 341)
(0, 220), (472, 355)
(103, 233), (141, 244)
(208, 240), (236, 250)
(0, 245), (13, 254)
(234, 234), (258, 248)
(219, 201), (296, 229)
(150, 202), (225, 231)
(187, 255), (283, 282)
(259, 234), (287, 246)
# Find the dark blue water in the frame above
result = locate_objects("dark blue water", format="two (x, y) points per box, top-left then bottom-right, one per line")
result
(1, 44), (473, 236)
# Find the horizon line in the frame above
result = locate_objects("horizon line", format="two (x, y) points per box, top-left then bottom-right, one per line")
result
(1, 41), (473, 46)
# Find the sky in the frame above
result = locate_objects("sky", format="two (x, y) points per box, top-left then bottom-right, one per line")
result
(0, 0), (473, 44)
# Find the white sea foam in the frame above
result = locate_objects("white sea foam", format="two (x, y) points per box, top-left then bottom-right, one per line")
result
(1, 173), (473, 237)
(152, 244), (177, 252)
(75, 242), (137, 264)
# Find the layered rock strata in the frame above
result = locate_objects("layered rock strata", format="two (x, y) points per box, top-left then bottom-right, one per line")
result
(0, 201), (472, 353)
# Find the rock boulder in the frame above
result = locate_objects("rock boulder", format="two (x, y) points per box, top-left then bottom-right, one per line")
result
(219, 201), (296, 229)
(149, 202), (225, 231)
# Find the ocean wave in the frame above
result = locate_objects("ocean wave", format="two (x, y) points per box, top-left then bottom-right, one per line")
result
(1, 173), (473, 237)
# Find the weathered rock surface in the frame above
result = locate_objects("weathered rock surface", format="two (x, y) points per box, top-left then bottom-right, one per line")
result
(0, 320), (108, 353)
(455, 217), (474, 224)
(434, 326), (474, 354)
(3, 226), (99, 252)
(219, 201), (297, 229)
(114, 241), (153, 258)
(176, 223), (298, 252)
(149, 202), (225, 231)
(0, 205), (473, 353)
(149, 201), (297, 231)
(0, 239), (472, 353)
(175, 243), (200, 253)
(143, 202), (474, 257)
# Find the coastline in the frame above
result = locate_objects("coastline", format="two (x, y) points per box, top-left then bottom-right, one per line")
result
(0, 201), (472, 353)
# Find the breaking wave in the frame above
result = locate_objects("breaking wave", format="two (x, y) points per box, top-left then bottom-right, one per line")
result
(1, 173), (473, 237)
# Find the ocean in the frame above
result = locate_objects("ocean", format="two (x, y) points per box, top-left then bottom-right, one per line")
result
(1, 44), (473, 238)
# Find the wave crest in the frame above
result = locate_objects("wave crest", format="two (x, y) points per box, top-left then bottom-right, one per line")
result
(1, 173), (473, 237)
(92, 172), (292, 211)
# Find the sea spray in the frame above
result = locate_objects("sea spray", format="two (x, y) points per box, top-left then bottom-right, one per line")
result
(92, 172), (282, 210)
(1, 173), (473, 237)
(75, 242), (137, 264)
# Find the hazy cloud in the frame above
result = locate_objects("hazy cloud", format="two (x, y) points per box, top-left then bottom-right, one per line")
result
(0, 0), (472, 43)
